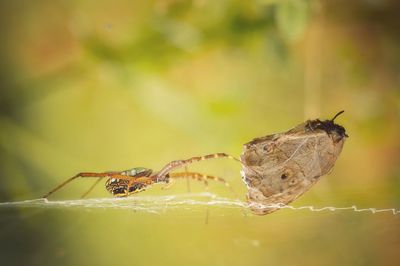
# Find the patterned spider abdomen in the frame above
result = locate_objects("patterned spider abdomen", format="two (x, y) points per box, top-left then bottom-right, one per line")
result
(105, 178), (130, 197)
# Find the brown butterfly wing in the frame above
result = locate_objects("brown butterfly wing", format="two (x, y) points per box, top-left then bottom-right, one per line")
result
(241, 121), (346, 215)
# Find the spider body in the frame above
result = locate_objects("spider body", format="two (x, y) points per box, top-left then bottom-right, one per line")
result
(43, 153), (238, 198)
(105, 167), (154, 196)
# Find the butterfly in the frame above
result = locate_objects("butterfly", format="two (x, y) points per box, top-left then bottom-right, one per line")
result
(241, 111), (348, 215)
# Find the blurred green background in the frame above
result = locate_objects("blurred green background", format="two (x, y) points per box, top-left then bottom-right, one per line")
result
(0, 0), (399, 265)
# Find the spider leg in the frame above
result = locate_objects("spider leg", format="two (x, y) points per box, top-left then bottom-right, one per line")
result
(185, 166), (191, 192)
(158, 172), (207, 191)
(168, 172), (237, 197)
(43, 172), (135, 198)
(154, 153), (241, 181)
(161, 178), (175, 190)
(80, 177), (104, 198)
(169, 172), (209, 187)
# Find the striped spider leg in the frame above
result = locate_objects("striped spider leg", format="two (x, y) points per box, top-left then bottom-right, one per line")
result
(167, 172), (238, 197)
(153, 152), (240, 181)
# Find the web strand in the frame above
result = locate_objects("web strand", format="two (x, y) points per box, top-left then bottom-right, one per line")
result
(0, 193), (398, 215)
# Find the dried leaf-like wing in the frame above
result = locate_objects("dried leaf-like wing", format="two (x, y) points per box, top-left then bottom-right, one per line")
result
(241, 112), (348, 215)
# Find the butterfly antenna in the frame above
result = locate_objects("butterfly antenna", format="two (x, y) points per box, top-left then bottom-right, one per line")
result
(331, 110), (345, 122)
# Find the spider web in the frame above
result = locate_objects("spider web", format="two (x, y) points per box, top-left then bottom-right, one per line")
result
(0, 193), (398, 215)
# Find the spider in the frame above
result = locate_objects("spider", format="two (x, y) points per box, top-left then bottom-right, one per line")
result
(43, 152), (240, 198)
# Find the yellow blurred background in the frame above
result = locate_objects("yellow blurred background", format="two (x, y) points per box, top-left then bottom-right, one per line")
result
(0, 0), (399, 265)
